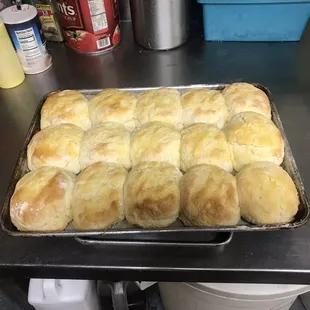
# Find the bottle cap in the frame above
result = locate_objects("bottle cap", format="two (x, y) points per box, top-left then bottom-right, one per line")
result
(0, 4), (37, 25)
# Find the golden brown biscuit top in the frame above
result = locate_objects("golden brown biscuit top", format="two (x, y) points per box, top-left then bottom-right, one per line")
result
(83, 121), (129, 142)
(135, 88), (182, 129)
(89, 89), (137, 129)
(72, 162), (127, 230)
(182, 165), (237, 202)
(236, 161), (299, 222)
(27, 124), (84, 173)
(74, 162), (127, 196)
(224, 112), (282, 148)
(79, 122), (131, 170)
(125, 162), (182, 215)
(223, 83), (271, 118)
(181, 123), (226, 145)
(41, 90), (91, 130)
(90, 88), (136, 108)
(30, 124), (84, 159)
(237, 161), (296, 190)
(126, 161), (182, 188)
(130, 121), (181, 167)
(182, 88), (228, 127)
(181, 164), (239, 225)
(180, 123), (233, 172)
(10, 167), (75, 226)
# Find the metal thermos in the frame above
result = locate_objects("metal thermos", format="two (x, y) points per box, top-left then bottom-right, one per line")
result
(129, 0), (190, 50)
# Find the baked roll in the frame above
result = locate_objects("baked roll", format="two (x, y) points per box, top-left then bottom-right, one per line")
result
(27, 124), (84, 174)
(222, 83), (271, 119)
(130, 122), (181, 168)
(180, 164), (240, 226)
(79, 122), (131, 170)
(180, 123), (233, 172)
(223, 112), (284, 172)
(236, 162), (299, 224)
(124, 162), (182, 228)
(72, 162), (127, 230)
(40, 90), (91, 130)
(134, 88), (183, 129)
(89, 88), (137, 131)
(10, 167), (75, 231)
(182, 88), (228, 128)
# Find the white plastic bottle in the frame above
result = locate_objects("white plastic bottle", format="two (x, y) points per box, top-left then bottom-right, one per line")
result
(0, 16), (25, 89)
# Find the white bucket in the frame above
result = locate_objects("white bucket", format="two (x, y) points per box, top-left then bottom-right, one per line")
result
(159, 282), (310, 310)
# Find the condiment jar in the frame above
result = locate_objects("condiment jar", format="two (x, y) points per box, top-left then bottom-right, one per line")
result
(0, 16), (25, 88)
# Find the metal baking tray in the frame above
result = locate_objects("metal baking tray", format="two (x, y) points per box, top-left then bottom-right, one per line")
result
(1, 84), (309, 243)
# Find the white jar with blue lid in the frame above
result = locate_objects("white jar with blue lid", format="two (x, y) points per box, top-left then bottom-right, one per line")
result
(0, 4), (52, 74)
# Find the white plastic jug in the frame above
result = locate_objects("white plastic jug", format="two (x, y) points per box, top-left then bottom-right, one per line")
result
(28, 279), (101, 310)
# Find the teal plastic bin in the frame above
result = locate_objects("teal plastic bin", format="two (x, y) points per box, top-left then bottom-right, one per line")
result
(197, 0), (310, 41)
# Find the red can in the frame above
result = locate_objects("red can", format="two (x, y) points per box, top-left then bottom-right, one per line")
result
(54, 0), (121, 54)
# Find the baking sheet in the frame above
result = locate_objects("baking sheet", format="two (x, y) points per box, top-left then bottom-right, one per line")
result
(1, 84), (309, 239)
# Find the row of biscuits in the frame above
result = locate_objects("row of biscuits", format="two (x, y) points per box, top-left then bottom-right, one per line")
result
(10, 161), (299, 232)
(27, 112), (284, 175)
(40, 83), (271, 133)
(10, 83), (295, 232)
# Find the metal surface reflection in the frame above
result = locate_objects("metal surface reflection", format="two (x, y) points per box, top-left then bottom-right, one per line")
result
(0, 23), (310, 283)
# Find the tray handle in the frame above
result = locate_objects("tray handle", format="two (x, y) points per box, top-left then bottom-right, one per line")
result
(74, 232), (233, 247)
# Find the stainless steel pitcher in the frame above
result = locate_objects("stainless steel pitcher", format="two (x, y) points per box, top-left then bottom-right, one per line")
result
(129, 0), (190, 50)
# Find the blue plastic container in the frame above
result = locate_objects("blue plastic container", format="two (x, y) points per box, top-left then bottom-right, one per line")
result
(198, 0), (310, 41)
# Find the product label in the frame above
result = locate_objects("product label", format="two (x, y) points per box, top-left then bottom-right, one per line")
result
(55, 0), (84, 29)
(96, 36), (110, 49)
(55, 0), (120, 53)
(36, 4), (62, 41)
(87, 0), (107, 32)
(15, 27), (42, 66)
(36, 4), (54, 26)
(6, 17), (52, 74)
(36, 4), (52, 13)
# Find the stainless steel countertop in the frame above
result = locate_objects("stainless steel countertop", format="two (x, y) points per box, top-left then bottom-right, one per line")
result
(1, 23), (310, 283)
